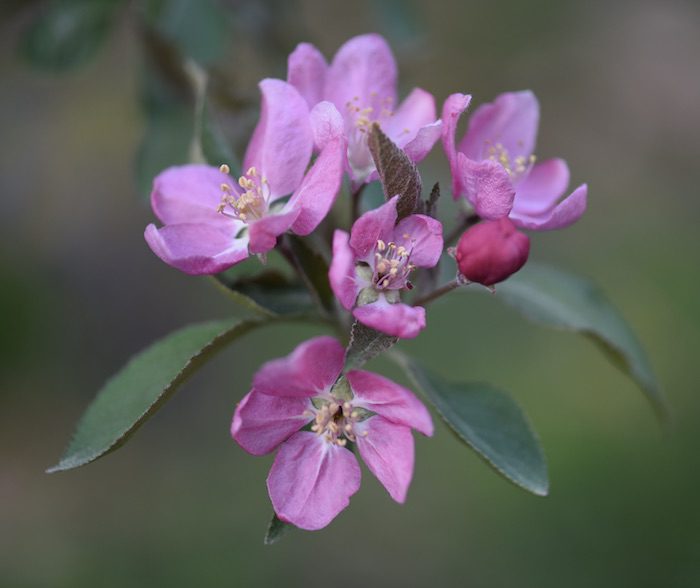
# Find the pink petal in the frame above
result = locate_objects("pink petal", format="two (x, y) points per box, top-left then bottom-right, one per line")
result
(511, 158), (570, 217)
(352, 298), (426, 339)
(309, 101), (345, 151)
(144, 223), (248, 275)
(383, 87), (438, 146)
(458, 90), (539, 163)
(349, 196), (398, 260)
(329, 230), (361, 311)
(267, 432), (361, 531)
(243, 79), (313, 199)
(231, 390), (312, 456)
(457, 153), (515, 219)
(325, 33), (398, 125)
(355, 417), (414, 503)
(510, 183), (588, 231)
(346, 370), (433, 436)
(286, 137), (345, 236)
(247, 208), (300, 254)
(393, 214), (444, 268)
(441, 93), (472, 197)
(151, 164), (238, 226)
(401, 120), (443, 165)
(287, 42), (328, 108)
(253, 336), (345, 398)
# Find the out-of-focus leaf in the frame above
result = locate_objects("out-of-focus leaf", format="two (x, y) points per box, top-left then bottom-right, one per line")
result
(285, 235), (335, 315)
(48, 318), (267, 472)
(495, 262), (668, 421)
(345, 322), (398, 371)
(368, 123), (421, 220)
(20, 0), (122, 71)
(391, 353), (548, 496)
(264, 513), (290, 545)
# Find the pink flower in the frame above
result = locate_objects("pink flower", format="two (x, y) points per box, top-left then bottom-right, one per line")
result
(231, 336), (433, 531)
(287, 33), (442, 185)
(455, 218), (530, 286)
(442, 91), (587, 230)
(329, 196), (443, 339)
(144, 79), (345, 275)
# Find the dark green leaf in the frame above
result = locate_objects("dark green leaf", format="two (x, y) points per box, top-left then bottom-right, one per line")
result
(496, 263), (668, 421)
(284, 235), (335, 315)
(48, 318), (266, 472)
(264, 513), (290, 545)
(20, 0), (122, 71)
(345, 322), (398, 370)
(368, 123), (421, 220)
(392, 353), (548, 496)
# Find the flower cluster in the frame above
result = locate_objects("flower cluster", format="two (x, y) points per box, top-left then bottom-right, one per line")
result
(144, 33), (587, 530)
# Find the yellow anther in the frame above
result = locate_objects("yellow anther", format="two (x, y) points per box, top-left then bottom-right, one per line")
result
(246, 167), (257, 177)
(219, 164), (230, 174)
(377, 239), (386, 251)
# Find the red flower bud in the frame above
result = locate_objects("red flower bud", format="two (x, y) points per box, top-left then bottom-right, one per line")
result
(455, 218), (530, 286)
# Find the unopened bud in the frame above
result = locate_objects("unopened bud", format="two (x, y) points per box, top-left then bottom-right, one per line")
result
(455, 218), (530, 286)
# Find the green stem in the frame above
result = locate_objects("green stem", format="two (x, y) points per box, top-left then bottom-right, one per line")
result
(412, 278), (462, 307)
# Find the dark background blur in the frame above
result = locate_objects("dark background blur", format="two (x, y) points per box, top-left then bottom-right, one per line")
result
(2, 1), (699, 586)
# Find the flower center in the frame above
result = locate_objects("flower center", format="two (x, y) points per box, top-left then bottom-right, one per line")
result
(309, 399), (368, 447)
(485, 142), (536, 181)
(372, 239), (415, 290)
(217, 165), (269, 222)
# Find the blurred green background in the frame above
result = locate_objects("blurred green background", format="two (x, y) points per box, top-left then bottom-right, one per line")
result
(1, 0), (699, 586)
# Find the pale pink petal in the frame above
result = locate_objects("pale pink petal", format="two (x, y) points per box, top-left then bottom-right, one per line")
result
(457, 153), (515, 219)
(144, 223), (248, 275)
(253, 336), (345, 398)
(242, 79), (313, 199)
(151, 164), (237, 226)
(459, 90), (539, 162)
(267, 432), (361, 531)
(510, 184), (588, 231)
(401, 120), (443, 165)
(441, 93), (472, 197)
(355, 417), (414, 503)
(347, 370), (433, 436)
(231, 390), (312, 456)
(352, 298), (426, 339)
(393, 214), (443, 268)
(309, 101), (345, 151)
(286, 137), (344, 236)
(511, 158), (570, 217)
(329, 230), (361, 311)
(349, 196), (398, 260)
(383, 87), (437, 144)
(287, 42), (328, 108)
(247, 209), (300, 254)
(325, 33), (398, 124)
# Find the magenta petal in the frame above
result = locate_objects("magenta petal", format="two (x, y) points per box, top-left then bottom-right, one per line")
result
(383, 87), (437, 144)
(329, 230), (361, 311)
(347, 370), (433, 436)
(325, 33), (398, 122)
(393, 214), (443, 268)
(144, 223), (248, 275)
(287, 42), (328, 108)
(247, 209), (300, 254)
(353, 298), (426, 339)
(243, 79), (313, 199)
(349, 196), (398, 260)
(267, 432), (361, 531)
(355, 417), (414, 503)
(401, 120), (443, 165)
(512, 158), (570, 217)
(151, 164), (236, 226)
(309, 101), (345, 151)
(441, 93), (472, 197)
(459, 90), (539, 162)
(253, 336), (345, 398)
(286, 137), (344, 236)
(458, 153), (515, 219)
(511, 183), (588, 231)
(231, 390), (312, 456)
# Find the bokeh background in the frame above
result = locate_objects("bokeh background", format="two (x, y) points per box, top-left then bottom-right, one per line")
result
(2, 0), (699, 586)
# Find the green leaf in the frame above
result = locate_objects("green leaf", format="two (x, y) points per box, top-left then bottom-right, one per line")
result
(48, 318), (266, 472)
(368, 123), (421, 220)
(345, 321), (398, 370)
(20, 0), (122, 72)
(264, 513), (290, 545)
(495, 262), (668, 421)
(284, 235), (335, 315)
(391, 353), (548, 496)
